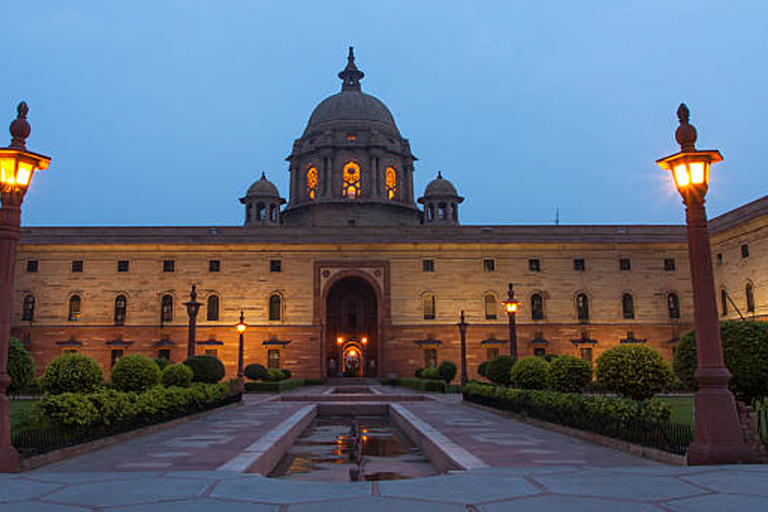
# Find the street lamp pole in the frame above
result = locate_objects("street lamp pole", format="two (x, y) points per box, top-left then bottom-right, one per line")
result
(502, 283), (521, 360)
(0, 102), (51, 472)
(657, 103), (754, 465)
(184, 284), (201, 360)
(458, 310), (468, 389)
(236, 311), (246, 392)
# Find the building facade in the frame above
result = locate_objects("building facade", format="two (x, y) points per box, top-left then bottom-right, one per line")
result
(10, 49), (768, 379)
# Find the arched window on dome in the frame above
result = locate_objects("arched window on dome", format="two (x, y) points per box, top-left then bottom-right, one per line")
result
(269, 204), (277, 222)
(256, 203), (266, 221)
(438, 203), (448, 220)
(386, 166), (397, 200)
(343, 161), (360, 199)
(307, 166), (318, 200)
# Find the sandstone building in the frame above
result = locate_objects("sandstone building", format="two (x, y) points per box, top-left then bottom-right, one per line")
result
(10, 49), (768, 379)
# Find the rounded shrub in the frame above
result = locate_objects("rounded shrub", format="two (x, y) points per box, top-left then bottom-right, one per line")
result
(266, 368), (286, 382)
(477, 361), (489, 377)
(43, 353), (104, 394)
(509, 356), (549, 390)
(244, 363), (268, 381)
(154, 357), (171, 371)
(548, 355), (592, 393)
(183, 355), (225, 383)
(161, 363), (194, 388)
(281, 369), (292, 380)
(485, 355), (515, 386)
(596, 345), (673, 400)
(421, 367), (440, 380)
(111, 354), (162, 392)
(675, 320), (768, 403)
(8, 337), (35, 395)
(437, 361), (457, 384)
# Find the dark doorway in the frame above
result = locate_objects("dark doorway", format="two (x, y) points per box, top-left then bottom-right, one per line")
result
(325, 276), (378, 377)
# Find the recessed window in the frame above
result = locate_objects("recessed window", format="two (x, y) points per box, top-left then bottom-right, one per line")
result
(622, 293), (635, 319)
(205, 348), (218, 358)
(114, 294), (127, 326)
(528, 259), (541, 272)
(110, 349), (123, 368)
(716, 253), (723, 266)
(424, 348), (437, 368)
(667, 293), (680, 319)
(268, 349), (281, 369)
(486, 347), (499, 361)
(68, 295), (81, 322)
(484, 294), (497, 320)
(721, 289), (728, 316)
(534, 347), (546, 357)
(22, 295), (35, 322)
(346, 133), (357, 141)
(163, 260), (175, 272)
(209, 260), (221, 272)
(746, 282), (755, 313)
(342, 160), (361, 199)
(269, 294), (282, 321)
(306, 166), (318, 200)
(161, 294), (173, 323)
(386, 166), (397, 200)
(531, 293), (544, 320)
(157, 349), (171, 362)
(71, 260), (83, 273)
(117, 260), (129, 272)
(619, 258), (631, 271)
(483, 259), (496, 272)
(270, 259), (282, 272)
(580, 347), (593, 363)
(576, 293), (589, 322)
(741, 244), (749, 258)
(26, 260), (38, 273)
(574, 259), (585, 271)
(422, 259), (435, 272)
(422, 293), (436, 320)
(207, 295), (220, 321)
(664, 258), (676, 271)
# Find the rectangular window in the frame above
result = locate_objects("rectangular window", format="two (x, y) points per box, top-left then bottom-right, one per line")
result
(579, 347), (593, 363)
(270, 259), (282, 272)
(157, 349), (171, 362)
(422, 259), (435, 272)
(573, 258), (585, 271)
(205, 349), (218, 358)
(486, 347), (499, 361)
(619, 258), (631, 271)
(117, 260), (129, 272)
(209, 259), (221, 272)
(424, 348), (437, 369)
(163, 260), (175, 272)
(716, 253), (723, 265)
(483, 259), (495, 272)
(528, 259), (541, 272)
(664, 258), (676, 271)
(63, 348), (78, 354)
(27, 260), (38, 273)
(534, 347), (546, 357)
(110, 349), (124, 368)
(268, 349), (281, 369)
(741, 244), (749, 258)
(71, 260), (83, 273)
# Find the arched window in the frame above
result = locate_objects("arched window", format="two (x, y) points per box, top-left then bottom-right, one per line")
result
(576, 293), (589, 322)
(161, 294), (173, 323)
(622, 293), (635, 319)
(306, 166), (318, 200)
(667, 293), (680, 319)
(386, 166), (397, 200)
(68, 295), (81, 322)
(22, 294), (35, 322)
(484, 294), (497, 320)
(531, 293), (544, 320)
(438, 203), (447, 220)
(426, 204), (434, 221)
(342, 161), (360, 199)
(269, 204), (277, 222)
(207, 295), (220, 321)
(114, 294), (127, 326)
(246, 203), (253, 221)
(721, 289), (728, 316)
(269, 293), (282, 321)
(746, 282), (755, 313)
(423, 293), (435, 320)
(256, 203), (266, 221)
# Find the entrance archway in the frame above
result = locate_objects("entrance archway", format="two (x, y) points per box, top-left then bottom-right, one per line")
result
(325, 276), (378, 377)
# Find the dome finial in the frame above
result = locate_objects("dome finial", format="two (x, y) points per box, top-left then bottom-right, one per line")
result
(338, 46), (364, 92)
(437, 171), (443, 179)
(675, 102), (697, 152)
(260, 171), (267, 180)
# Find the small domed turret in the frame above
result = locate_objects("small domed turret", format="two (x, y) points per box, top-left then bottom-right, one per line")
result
(419, 172), (464, 225)
(240, 172), (286, 227)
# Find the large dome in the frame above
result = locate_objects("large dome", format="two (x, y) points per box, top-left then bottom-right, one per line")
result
(304, 91), (399, 136)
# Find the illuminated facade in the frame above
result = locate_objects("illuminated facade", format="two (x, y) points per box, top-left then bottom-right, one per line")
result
(10, 49), (768, 380)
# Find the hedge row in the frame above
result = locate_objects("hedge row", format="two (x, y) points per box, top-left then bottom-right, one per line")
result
(244, 378), (323, 393)
(380, 377), (447, 393)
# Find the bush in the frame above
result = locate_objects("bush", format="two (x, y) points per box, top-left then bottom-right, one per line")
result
(154, 357), (171, 371)
(485, 355), (515, 386)
(39, 393), (100, 428)
(596, 345), (673, 400)
(244, 363), (268, 381)
(43, 354), (104, 395)
(414, 368), (423, 378)
(266, 368), (286, 381)
(8, 337), (35, 395)
(111, 354), (162, 392)
(548, 355), (592, 393)
(162, 364), (194, 388)
(421, 367), (440, 380)
(510, 357), (549, 390)
(477, 361), (489, 377)
(674, 321), (768, 403)
(437, 361), (458, 384)
(282, 369), (292, 379)
(304, 378), (324, 386)
(245, 379), (304, 393)
(183, 355), (225, 383)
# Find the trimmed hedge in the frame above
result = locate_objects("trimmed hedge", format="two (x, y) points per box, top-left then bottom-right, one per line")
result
(398, 377), (447, 393)
(596, 345), (673, 400)
(183, 355), (225, 383)
(154, 358), (171, 371)
(477, 361), (489, 377)
(8, 337), (35, 395)
(265, 368), (287, 382)
(244, 363), (268, 381)
(111, 354), (162, 392)
(421, 367), (440, 380)
(510, 357), (549, 390)
(437, 361), (457, 384)
(485, 355), (515, 386)
(43, 354), (104, 395)
(245, 379), (305, 393)
(161, 364), (194, 388)
(548, 355), (592, 393)
(674, 321), (768, 403)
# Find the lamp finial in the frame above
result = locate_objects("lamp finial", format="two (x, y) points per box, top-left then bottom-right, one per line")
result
(9, 101), (31, 149)
(675, 102), (697, 152)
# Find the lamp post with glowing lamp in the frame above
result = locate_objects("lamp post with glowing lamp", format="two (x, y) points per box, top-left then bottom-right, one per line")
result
(184, 285), (201, 360)
(656, 103), (754, 465)
(236, 311), (247, 386)
(0, 102), (51, 472)
(501, 283), (521, 360)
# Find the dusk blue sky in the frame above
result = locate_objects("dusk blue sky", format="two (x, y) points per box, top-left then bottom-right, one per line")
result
(1, 1), (766, 227)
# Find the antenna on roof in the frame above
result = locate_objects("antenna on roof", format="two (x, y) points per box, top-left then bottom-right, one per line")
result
(555, 206), (560, 226)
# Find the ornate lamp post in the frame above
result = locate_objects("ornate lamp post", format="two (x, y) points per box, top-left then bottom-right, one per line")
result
(501, 283), (521, 360)
(184, 284), (201, 360)
(657, 103), (754, 464)
(236, 311), (247, 390)
(0, 102), (51, 472)
(458, 310), (469, 389)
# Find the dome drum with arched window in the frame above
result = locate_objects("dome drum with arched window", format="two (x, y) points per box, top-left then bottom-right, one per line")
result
(241, 172), (286, 227)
